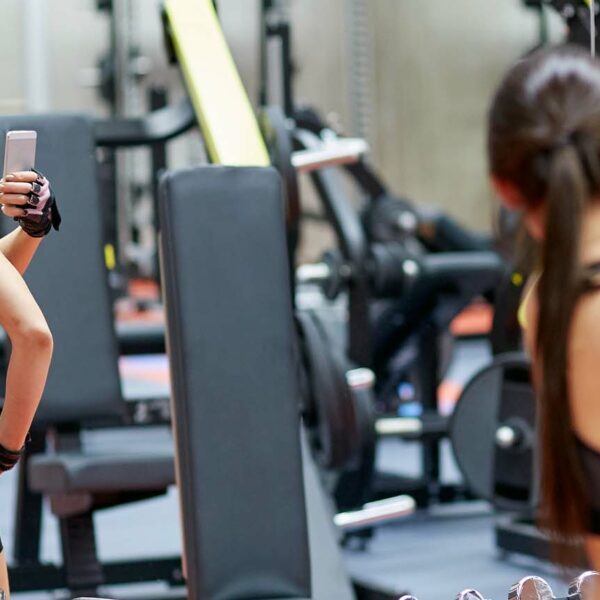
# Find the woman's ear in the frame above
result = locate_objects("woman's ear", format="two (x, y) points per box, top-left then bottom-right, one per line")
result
(491, 176), (526, 210)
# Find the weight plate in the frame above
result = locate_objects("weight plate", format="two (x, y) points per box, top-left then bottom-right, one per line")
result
(296, 309), (358, 470)
(456, 591), (486, 600)
(509, 576), (554, 600)
(333, 381), (377, 511)
(449, 353), (535, 511)
(569, 571), (600, 598)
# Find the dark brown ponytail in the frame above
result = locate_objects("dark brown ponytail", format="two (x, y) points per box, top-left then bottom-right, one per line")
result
(488, 45), (600, 564)
(536, 144), (589, 554)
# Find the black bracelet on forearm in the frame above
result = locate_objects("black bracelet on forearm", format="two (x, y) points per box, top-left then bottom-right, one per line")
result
(0, 441), (25, 473)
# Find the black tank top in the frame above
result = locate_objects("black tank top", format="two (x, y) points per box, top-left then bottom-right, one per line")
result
(575, 438), (600, 533)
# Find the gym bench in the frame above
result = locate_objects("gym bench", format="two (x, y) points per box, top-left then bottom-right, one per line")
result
(0, 114), (179, 597)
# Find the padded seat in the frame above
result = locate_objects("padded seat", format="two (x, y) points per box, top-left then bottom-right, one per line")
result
(28, 428), (175, 494)
(0, 113), (183, 596)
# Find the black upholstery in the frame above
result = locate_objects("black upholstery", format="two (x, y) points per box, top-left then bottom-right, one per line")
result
(28, 428), (174, 494)
(0, 115), (123, 425)
(0, 115), (177, 594)
(0, 114), (177, 493)
(160, 166), (312, 600)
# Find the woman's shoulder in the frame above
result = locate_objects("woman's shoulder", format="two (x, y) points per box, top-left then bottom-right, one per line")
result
(519, 272), (541, 357)
(569, 290), (600, 448)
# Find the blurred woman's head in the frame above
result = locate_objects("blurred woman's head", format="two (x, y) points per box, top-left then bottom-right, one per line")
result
(488, 45), (600, 560)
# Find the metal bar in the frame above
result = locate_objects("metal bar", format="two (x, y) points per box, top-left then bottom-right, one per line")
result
(12, 431), (46, 564)
(418, 322), (442, 501)
(279, 20), (295, 117)
(149, 86), (169, 283)
(258, 1), (270, 107)
(292, 138), (369, 173)
(591, 0), (596, 56)
(375, 417), (423, 437)
(8, 556), (184, 592)
(334, 495), (415, 532)
(296, 262), (331, 285)
(94, 98), (196, 147)
(8, 563), (65, 592)
(298, 129), (372, 365)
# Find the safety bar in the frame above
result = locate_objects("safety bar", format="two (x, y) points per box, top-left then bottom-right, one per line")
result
(292, 137), (369, 173)
(334, 495), (415, 533)
(296, 262), (333, 285)
(375, 416), (448, 438)
(296, 249), (504, 300)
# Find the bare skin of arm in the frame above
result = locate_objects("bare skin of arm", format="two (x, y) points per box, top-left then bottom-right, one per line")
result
(0, 227), (42, 275)
(0, 172), (44, 274)
(0, 171), (54, 599)
(0, 170), (52, 447)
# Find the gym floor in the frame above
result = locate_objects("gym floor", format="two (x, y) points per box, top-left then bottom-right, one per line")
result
(0, 338), (568, 600)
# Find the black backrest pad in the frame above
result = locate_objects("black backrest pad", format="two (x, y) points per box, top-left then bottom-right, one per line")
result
(160, 166), (311, 600)
(0, 115), (123, 424)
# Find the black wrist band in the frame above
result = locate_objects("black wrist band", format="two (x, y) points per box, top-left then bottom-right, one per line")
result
(0, 441), (24, 473)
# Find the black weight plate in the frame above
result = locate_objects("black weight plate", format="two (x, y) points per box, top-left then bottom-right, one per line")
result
(334, 382), (377, 511)
(296, 309), (358, 470)
(449, 353), (535, 511)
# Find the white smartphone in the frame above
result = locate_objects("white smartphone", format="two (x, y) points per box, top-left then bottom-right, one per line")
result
(3, 130), (37, 177)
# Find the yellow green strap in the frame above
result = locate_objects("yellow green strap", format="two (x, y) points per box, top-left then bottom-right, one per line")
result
(164, 0), (270, 166)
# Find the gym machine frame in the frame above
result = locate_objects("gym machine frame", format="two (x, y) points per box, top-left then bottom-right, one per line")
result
(7, 1), (415, 597)
(260, 0), (503, 508)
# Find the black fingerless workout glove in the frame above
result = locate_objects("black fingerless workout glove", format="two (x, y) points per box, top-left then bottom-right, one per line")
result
(16, 168), (61, 238)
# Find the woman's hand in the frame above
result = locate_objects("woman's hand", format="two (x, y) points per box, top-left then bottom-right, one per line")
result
(0, 171), (43, 219)
(0, 170), (60, 237)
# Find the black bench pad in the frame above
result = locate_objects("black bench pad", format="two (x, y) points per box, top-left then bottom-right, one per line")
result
(28, 428), (174, 494)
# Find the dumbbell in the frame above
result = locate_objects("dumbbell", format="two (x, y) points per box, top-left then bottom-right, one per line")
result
(568, 571), (600, 599)
(397, 571), (600, 600)
(398, 591), (488, 600)
(509, 576), (554, 600)
(510, 571), (600, 599)
(456, 591), (488, 600)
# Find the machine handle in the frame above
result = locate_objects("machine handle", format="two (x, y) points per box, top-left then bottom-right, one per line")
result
(334, 495), (415, 532)
(292, 138), (369, 173)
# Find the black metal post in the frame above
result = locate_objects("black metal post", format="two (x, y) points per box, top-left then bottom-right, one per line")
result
(417, 321), (441, 502)
(149, 86), (169, 284)
(278, 21), (295, 118)
(13, 430), (46, 565)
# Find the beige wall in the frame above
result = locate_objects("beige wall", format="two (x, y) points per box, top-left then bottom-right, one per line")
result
(285, 1), (563, 232)
(369, 1), (546, 231)
(1, 1), (563, 237)
(0, 1), (24, 113)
